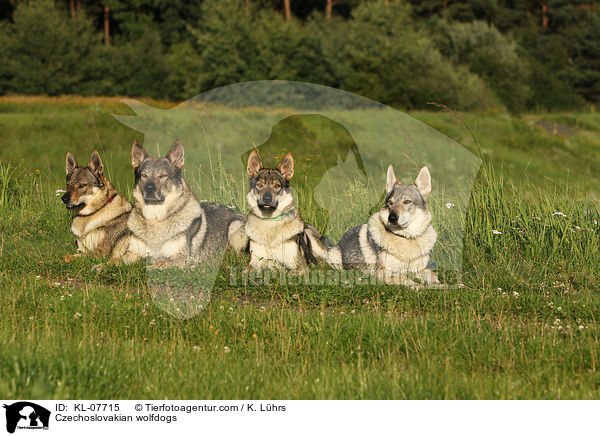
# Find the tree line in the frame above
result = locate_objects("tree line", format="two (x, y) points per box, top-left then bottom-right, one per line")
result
(0, 0), (597, 112)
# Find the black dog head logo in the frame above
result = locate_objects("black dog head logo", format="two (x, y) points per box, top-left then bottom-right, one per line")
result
(3, 402), (50, 434)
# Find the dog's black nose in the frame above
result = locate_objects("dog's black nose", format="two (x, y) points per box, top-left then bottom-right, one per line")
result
(144, 183), (157, 194)
(262, 192), (273, 203)
(61, 192), (69, 204)
(388, 212), (398, 223)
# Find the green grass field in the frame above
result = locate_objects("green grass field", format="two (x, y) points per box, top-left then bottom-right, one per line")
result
(0, 97), (599, 399)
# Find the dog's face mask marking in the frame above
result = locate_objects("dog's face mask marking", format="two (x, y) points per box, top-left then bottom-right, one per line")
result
(62, 151), (104, 210)
(246, 150), (294, 217)
(380, 165), (431, 232)
(132, 139), (184, 205)
(252, 170), (286, 211)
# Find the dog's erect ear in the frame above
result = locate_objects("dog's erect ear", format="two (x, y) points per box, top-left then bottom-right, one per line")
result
(166, 139), (185, 169)
(88, 150), (104, 175)
(277, 153), (294, 181)
(131, 139), (148, 169)
(66, 152), (77, 176)
(415, 166), (431, 197)
(385, 164), (398, 193)
(247, 150), (263, 178)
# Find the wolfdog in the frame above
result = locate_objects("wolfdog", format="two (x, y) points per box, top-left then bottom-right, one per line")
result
(327, 165), (440, 288)
(61, 151), (132, 262)
(243, 150), (327, 272)
(123, 139), (246, 267)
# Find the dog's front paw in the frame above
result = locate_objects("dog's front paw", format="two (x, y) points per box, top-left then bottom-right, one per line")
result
(92, 262), (107, 272)
(419, 268), (444, 289)
(429, 282), (447, 289)
(63, 253), (82, 263)
(107, 257), (121, 266)
(288, 268), (307, 276)
(403, 280), (421, 291)
(379, 270), (419, 289)
(147, 260), (174, 270)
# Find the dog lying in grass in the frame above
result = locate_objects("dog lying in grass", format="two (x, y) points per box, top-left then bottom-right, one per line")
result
(61, 151), (132, 262)
(243, 150), (328, 273)
(123, 139), (246, 268)
(327, 164), (441, 288)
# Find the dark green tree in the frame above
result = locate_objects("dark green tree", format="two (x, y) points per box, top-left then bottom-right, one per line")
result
(0, 0), (99, 95)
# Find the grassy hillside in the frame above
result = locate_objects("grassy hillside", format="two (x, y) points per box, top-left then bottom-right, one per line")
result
(0, 97), (599, 399)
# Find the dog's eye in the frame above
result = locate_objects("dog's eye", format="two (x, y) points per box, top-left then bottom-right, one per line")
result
(141, 173), (148, 179)
(78, 184), (87, 188)
(256, 182), (264, 189)
(159, 174), (167, 179)
(403, 199), (412, 204)
(273, 184), (281, 190)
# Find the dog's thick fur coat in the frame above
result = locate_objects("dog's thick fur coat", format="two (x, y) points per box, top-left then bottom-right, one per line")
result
(62, 151), (132, 261)
(123, 140), (246, 266)
(327, 165), (440, 288)
(243, 150), (327, 272)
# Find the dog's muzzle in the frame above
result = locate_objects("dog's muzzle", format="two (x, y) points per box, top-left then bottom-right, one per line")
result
(258, 192), (277, 211)
(387, 211), (408, 229)
(61, 192), (83, 210)
(258, 202), (278, 211)
(143, 183), (164, 204)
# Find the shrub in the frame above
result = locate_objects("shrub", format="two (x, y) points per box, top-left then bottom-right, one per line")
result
(432, 20), (531, 112)
(0, 0), (99, 96)
(102, 27), (173, 99)
(312, 2), (501, 110)
(183, 0), (334, 95)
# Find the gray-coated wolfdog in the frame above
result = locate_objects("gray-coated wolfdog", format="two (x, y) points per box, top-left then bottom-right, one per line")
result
(327, 164), (441, 288)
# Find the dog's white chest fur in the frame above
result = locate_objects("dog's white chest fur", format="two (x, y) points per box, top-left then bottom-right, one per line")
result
(245, 215), (304, 270)
(71, 195), (130, 254)
(249, 239), (300, 270)
(128, 231), (188, 262)
(369, 215), (437, 274)
(126, 188), (203, 264)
